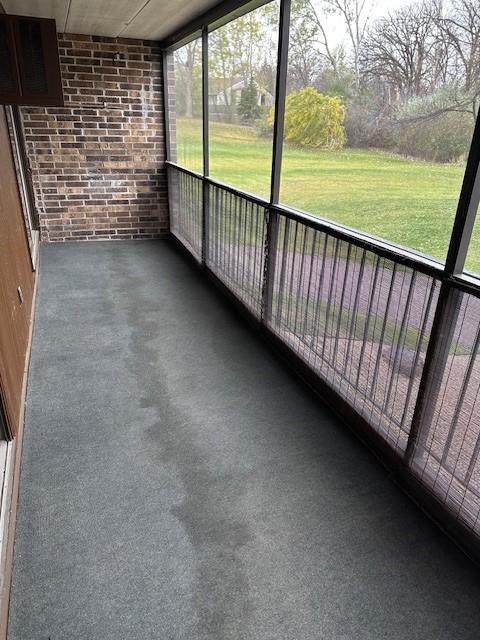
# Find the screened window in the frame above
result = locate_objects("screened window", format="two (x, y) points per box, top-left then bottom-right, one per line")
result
(208, 1), (280, 199)
(278, 0), (476, 264)
(465, 199), (480, 276)
(171, 37), (203, 173)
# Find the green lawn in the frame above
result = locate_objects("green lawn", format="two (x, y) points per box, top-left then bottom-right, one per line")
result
(175, 117), (479, 271)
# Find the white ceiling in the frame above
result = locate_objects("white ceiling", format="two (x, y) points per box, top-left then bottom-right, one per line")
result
(2, 0), (220, 40)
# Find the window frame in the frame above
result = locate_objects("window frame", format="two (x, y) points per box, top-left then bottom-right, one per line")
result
(162, 0), (480, 287)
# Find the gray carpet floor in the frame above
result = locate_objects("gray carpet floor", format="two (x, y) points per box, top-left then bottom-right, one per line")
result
(8, 240), (480, 640)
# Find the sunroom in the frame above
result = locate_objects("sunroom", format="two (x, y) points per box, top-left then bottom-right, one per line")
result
(0, 0), (480, 638)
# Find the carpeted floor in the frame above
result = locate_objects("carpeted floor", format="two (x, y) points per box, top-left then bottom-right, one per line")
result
(8, 240), (480, 639)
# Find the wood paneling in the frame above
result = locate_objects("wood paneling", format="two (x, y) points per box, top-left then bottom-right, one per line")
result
(0, 106), (34, 438)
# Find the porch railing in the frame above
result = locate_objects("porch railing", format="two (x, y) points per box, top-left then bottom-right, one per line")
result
(167, 161), (480, 556)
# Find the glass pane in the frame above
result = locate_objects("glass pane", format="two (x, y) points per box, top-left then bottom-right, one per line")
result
(172, 38), (203, 173)
(208, 1), (280, 199)
(465, 197), (480, 276)
(279, 0), (476, 263)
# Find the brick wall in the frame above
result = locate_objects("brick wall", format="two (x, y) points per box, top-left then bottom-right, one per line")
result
(20, 33), (169, 242)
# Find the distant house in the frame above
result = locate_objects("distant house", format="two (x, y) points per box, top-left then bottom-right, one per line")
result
(209, 78), (274, 108)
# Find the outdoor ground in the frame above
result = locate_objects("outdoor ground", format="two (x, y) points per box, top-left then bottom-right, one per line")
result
(175, 118), (479, 272)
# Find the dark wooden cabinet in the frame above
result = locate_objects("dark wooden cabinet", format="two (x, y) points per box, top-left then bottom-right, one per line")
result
(0, 16), (21, 102)
(0, 14), (63, 107)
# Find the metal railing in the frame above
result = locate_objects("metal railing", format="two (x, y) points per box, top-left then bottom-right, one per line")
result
(267, 214), (439, 452)
(168, 167), (203, 261)
(167, 161), (480, 555)
(207, 183), (267, 316)
(410, 287), (480, 532)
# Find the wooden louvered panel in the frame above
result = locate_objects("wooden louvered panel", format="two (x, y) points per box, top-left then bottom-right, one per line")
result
(0, 14), (63, 106)
(0, 17), (21, 101)
(17, 19), (48, 95)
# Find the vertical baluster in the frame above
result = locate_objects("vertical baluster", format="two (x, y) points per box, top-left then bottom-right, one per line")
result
(441, 314), (480, 467)
(400, 278), (437, 430)
(302, 229), (318, 339)
(321, 238), (340, 361)
(234, 193), (240, 288)
(293, 225), (308, 339)
(219, 189), (224, 274)
(332, 244), (352, 384)
(246, 199), (254, 308)
(276, 217), (290, 330)
(383, 270), (417, 415)
(226, 191), (232, 281)
(354, 255), (381, 389)
(215, 187), (220, 269)
(241, 196), (248, 298)
(257, 206), (264, 308)
(309, 233), (329, 352)
(343, 250), (366, 392)
(368, 263), (397, 398)
(285, 221), (299, 331)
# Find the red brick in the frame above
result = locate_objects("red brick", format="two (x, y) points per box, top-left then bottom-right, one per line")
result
(20, 33), (169, 242)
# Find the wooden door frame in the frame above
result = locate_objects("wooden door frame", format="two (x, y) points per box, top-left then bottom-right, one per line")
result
(4, 105), (39, 269)
(0, 103), (39, 638)
(9, 106), (38, 229)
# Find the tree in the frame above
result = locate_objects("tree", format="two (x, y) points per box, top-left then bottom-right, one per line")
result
(238, 79), (261, 123)
(441, 0), (480, 91)
(439, 0), (480, 120)
(323, 0), (374, 87)
(287, 0), (352, 92)
(281, 87), (346, 147)
(209, 5), (276, 121)
(360, 1), (445, 101)
(174, 40), (200, 118)
(288, 0), (326, 90)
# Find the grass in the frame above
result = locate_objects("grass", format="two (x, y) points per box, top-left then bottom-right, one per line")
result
(175, 117), (479, 271)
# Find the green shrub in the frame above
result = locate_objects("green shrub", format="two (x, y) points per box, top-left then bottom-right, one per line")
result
(277, 87), (346, 148)
(344, 93), (395, 149)
(396, 88), (474, 162)
(397, 112), (472, 163)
